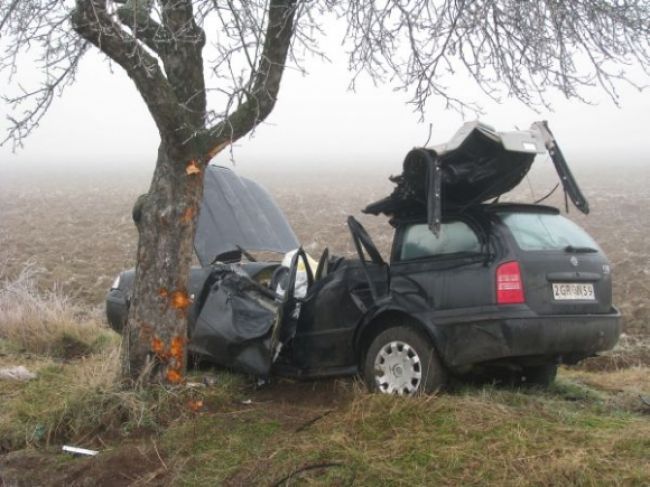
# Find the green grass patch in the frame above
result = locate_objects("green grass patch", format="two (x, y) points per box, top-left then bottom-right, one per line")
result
(0, 347), (245, 452)
(163, 414), (281, 485)
(158, 375), (649, 485)
(2, 338), (648, 486)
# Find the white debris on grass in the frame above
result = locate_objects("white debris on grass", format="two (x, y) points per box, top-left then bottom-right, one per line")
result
(0, 365), (37, 381)
(62, 445), (99, 457)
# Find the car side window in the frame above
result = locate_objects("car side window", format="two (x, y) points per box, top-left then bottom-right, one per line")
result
(399, 221), (481, 261)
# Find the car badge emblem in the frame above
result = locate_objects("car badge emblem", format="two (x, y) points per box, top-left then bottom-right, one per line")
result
(570, 256), (579, 267)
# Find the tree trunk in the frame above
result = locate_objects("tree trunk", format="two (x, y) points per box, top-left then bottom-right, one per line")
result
(122, 140), (204, 383)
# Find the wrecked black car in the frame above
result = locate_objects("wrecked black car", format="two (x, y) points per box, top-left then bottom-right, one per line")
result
(106, 121), (620, 394)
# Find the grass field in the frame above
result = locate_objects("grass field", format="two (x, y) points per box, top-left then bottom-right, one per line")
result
(0, 162), (648, 485)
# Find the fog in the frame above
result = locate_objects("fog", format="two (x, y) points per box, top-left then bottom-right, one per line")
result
(1, 27), (649, 177)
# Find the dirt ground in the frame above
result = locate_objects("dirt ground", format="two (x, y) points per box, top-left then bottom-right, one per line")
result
(0, 444), (170, 486)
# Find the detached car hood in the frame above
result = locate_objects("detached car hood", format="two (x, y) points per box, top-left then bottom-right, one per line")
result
(194, 165), (299, 266)
(364, 121), (588, 234)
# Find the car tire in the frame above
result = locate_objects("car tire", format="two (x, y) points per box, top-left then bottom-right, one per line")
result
(521, 364), (558, 387)
(362, 326), (446, 395)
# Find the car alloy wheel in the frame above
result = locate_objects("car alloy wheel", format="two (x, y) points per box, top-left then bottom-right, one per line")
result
(363, 325), (447, 395)
(374, 340), (422, 395)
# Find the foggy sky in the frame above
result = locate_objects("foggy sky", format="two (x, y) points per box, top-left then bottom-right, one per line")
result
(1, 26), (649, 175)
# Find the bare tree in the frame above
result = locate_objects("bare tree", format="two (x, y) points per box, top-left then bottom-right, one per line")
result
(2, 0), (649, 384)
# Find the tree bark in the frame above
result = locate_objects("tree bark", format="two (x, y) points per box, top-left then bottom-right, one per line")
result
(123, 140), (204, 383)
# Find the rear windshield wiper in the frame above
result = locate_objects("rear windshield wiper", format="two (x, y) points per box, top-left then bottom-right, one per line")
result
(564, 245), (597, 253)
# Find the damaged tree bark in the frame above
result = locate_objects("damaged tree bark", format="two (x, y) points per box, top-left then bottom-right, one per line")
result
(124, 142), (205, 382)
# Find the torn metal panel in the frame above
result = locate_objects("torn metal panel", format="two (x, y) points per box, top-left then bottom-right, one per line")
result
(531, 121), (589, 214)
(429, 120), (546, 155)
(194, 165), (299, 266)
(364, 121), (589, 235)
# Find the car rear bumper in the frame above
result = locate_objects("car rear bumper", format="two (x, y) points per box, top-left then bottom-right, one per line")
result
(434, 308), (621, 368)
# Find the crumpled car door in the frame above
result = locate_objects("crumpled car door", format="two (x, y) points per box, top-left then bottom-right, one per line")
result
(189, 265), (279, 376)
(274, 248), (314, 347)
(189, 250), (311, 377)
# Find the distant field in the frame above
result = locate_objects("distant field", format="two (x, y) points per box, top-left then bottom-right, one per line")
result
(1, 161), (648, 337)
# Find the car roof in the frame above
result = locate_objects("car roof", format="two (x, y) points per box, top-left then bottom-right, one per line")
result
(390, 203), (560, 227)
(364, 121), (546, 220)
(363, 120), (587, 236)
(482, 203), (560, 214)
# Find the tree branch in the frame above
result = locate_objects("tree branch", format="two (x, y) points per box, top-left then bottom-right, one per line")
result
(0, 0), (20, 32)
(71, 0), (188, 144)
(337, 0), (650, 113)
(3, 0), (650, 152)
(203, 0), (297, 159)
(1, 44), (87, 148)
(158, 0), (207, 127)
(116, 6), (170, 56)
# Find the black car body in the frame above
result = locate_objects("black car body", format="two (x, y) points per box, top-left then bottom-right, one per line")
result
(106, 121), (620, 393)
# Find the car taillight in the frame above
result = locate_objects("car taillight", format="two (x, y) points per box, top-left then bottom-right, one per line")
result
(496, 261), (525, 304)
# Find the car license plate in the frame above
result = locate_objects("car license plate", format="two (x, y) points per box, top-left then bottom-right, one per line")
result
(552, 283), (595, 300)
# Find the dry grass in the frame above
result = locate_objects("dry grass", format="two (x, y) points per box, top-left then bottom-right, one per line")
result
(0, 266), (241, 453)
(562, 365), (650, 414)
(159, 371), (650, 485)
(578, 333), (650, 370)
(296, 388), (649, 485)
(570, 365), (650, 392)
(1, 324), (648, 485)
(0, 344), (244, 453)
(0, 265), (111, 358)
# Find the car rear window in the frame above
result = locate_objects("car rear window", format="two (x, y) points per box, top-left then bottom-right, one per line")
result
(399, 222), (481, 260)
(499, 212), (598, 251)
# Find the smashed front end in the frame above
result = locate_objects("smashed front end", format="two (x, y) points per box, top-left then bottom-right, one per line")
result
(189, 265), (281, 377)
